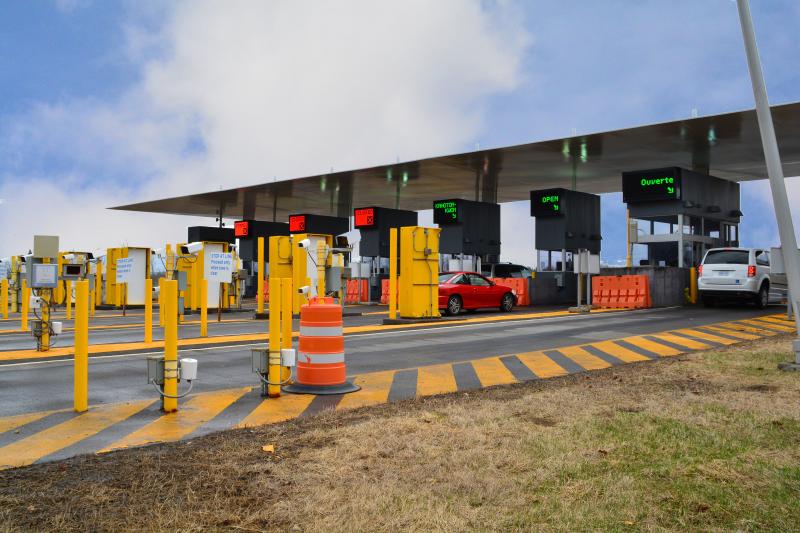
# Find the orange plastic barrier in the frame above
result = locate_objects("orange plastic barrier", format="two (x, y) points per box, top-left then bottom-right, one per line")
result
(283, 297), (359, 395)
(380, 279), (399, 304)
(263, 279), (269, 303)
(489, 278), (530, 306)
(591, 275), (651, 309)
(345, 279), (368, 304)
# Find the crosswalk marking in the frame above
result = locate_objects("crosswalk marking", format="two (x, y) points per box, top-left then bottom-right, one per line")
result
(515, 350), (570, 378)
(0, 400), (153, 469)
(622, 336), (681, 357)
(715, 322), (775, 336)
(649, 332), (711, 350)
(702, 324), (761, 340)
(471, 357), (518, 387)
(673, 328), (738, 346)
(337, 370), (396, 410)
(557, 345), (612, 370)
(589, 340), (651, 362)
(748, 317), (795, 331)
(0, 409), (61, 434)
(416, 363), (458, 397)
(101, 387), (250, 452)
(236, 393), (315, 428)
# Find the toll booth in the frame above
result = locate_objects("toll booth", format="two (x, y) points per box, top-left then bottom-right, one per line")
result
(234, 220), (290, 298)
(622, 167), (741, 267)
(529, 188), (601, 305)
(433, 199), (500, 272)
(353, 206), (418, 302)
(104, 247), (151, 307)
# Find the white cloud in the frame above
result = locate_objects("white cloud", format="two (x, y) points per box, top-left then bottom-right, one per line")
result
(0, 0), (530, 257)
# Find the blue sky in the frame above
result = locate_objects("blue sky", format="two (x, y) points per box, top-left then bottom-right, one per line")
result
(1, 0), (799, 263)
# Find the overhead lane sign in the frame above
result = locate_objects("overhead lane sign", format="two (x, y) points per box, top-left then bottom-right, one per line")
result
(622, 167), (682, 202)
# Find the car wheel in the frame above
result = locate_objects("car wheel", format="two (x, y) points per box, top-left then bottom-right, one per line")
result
(701, 295), (715, 308)
(754, 284), (769, 309)
(500, 293), (515, 312)
(446, 295), (462, 316)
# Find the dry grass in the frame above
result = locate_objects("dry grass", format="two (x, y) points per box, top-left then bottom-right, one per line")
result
(2, 335), (800, 532)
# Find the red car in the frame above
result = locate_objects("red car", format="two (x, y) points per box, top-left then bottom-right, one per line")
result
(438, 272), (516, 315)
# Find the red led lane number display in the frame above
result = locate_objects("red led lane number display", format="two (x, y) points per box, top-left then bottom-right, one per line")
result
(234, 221), (249, 237)
(289, 215), (306, 232)
(354, 208), (376, 228)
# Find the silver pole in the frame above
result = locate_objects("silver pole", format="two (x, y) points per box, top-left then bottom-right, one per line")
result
(737, 0), (800, 351)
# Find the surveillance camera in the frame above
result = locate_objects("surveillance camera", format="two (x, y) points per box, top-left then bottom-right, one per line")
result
(62, 253), (75, 262)
(298, 285), (311, 295)
(181, 242), (203, 255)
(298, 238), (311, 249)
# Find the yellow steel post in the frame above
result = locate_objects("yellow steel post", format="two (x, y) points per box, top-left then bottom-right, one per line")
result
(690, 266), (698, 305)
(200, 278), (208, 337)
(95, 261), (103, 307)
(65, 280), (72, 320)
(21, 280), (29, 333)
(257, 237), (265, 315)
(10, 257), (17, 313)
(268, 278), (282, 398)
(89, 272), (96, 317)
(191, 249), (200, 312)
(162, 279), (178, 412)
(144, 278), (153, 343)
(1, 278), (7, 319)
(158, 277), (164, 327)
(316, 240), (326, 297)
(626, 209), (633, 268)
(389, 228), (398, 320)
(41, 289), (50, 352)
(74, 280), (89, 413)
(281, 276), (292, 383)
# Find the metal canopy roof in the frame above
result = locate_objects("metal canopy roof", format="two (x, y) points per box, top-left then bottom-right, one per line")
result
(112, 101), (800, 221)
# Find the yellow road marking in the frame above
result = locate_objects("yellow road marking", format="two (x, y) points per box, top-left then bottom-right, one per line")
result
(236, 393), (315, 428)
(337, 370), (396, 410)
(747, 317), (795, 331)
(623, 336), (681, 357)
(515, 350), (569, 378)
(416, 363), (459, 397)
(102, 387), (249, 451)
(650, 332), (711, 350)
(471, 357), (518, 387)
(0, 400), (153, 469)
(589, 340), (652, 363)
(557, 345), (611, 370)
(672, 328), (738, 346)
(0, 409), (62, 434)
(715, 322), (775, 336)
(702, 324), (761, 340)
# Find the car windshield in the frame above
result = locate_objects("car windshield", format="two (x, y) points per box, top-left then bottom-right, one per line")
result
(704, 250), (749, 265)
(438, 273), (455, 283)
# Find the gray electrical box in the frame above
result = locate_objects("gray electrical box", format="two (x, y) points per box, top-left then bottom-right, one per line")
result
(147, 355), (165, 385)
(28, 263), (59, 289)
(251, 348), (269, 374)
(33, 235), (59, 260)
(176, 270), (188, 291)
(326, 266), (343, 293)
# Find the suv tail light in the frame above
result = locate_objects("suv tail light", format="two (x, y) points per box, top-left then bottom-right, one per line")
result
(697, 265), (703, 277)
(747, 265), (756, 277)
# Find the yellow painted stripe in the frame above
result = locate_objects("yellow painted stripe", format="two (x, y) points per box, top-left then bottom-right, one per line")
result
(416, 363), (459, 397)
(337, 370), (396, 410)
(557, 345), (611, 370)
(0, 400), (153, 469)
(623, 336), (682, 357)
(471, 357), (518, 387)
(237, 393), (315, 428)
(672, 328), (739, 346)
(589, 340), (651, 363)
(0, 409), (62, 434)
(650, 332), (711, 350)
(748, 317), (795, 331)
(515, 350), (569, 378)
(703, 324), (761, 340)
(715, 322), (775, 336)
(102, 387), (249, 451)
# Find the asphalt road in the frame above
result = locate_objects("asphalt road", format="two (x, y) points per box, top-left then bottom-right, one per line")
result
(0, 304), (782, 417)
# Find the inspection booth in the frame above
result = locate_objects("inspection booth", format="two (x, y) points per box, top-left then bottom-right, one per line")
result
(234, 220), (290, 298)
(433, 199), (500, 272)
(179, 226), (236, 311)
(104, 247), (152, 307)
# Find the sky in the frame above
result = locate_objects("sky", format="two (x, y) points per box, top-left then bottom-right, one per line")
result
(1, 0), (799, 265)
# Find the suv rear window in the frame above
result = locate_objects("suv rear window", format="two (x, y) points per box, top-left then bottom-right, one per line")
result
(704, 250), (749, 265)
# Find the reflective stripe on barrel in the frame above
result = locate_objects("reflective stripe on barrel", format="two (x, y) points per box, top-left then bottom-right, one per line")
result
(296, 297), (347, 387)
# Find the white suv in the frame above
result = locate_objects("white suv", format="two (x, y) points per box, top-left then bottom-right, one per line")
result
(698, 248), (774, 308)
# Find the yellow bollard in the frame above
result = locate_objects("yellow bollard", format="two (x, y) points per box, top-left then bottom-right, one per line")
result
(65, 280), (72, 320)
(281, 276), (293, 383)
(158, 277), (164, 327)
(316, 240), (326, 297)
(162, 279), (178, 412)
(95, 261), (103, 308)
(200, 279), (208, 337)
(144, 278), (153, 343)
(268, 278), (282, 397)
(257, 237), (265, 315)
(89, 285), (96, 317)
(21, 280), (29, 332)
(389, 228), (398, 320)
(41, 288), (50, 352)
(1, 278), (7, 319)
(690, 266), (698, 305)
(74, 280), (89, 413)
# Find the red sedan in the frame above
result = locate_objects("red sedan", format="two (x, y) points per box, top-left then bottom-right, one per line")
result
(438, 272), (516, 315)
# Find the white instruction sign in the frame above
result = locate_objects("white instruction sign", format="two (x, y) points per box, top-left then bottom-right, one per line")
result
(207, 252), (233, 283)
(115, 257), (134, 283)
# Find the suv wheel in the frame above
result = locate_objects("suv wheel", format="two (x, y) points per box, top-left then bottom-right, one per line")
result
(500, 293), (515, 312)
(754, 283), (769, 309)
(446, 295), (462, 316)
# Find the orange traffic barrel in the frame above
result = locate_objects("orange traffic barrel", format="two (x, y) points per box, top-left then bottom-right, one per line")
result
(283, 297), (360, 395)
